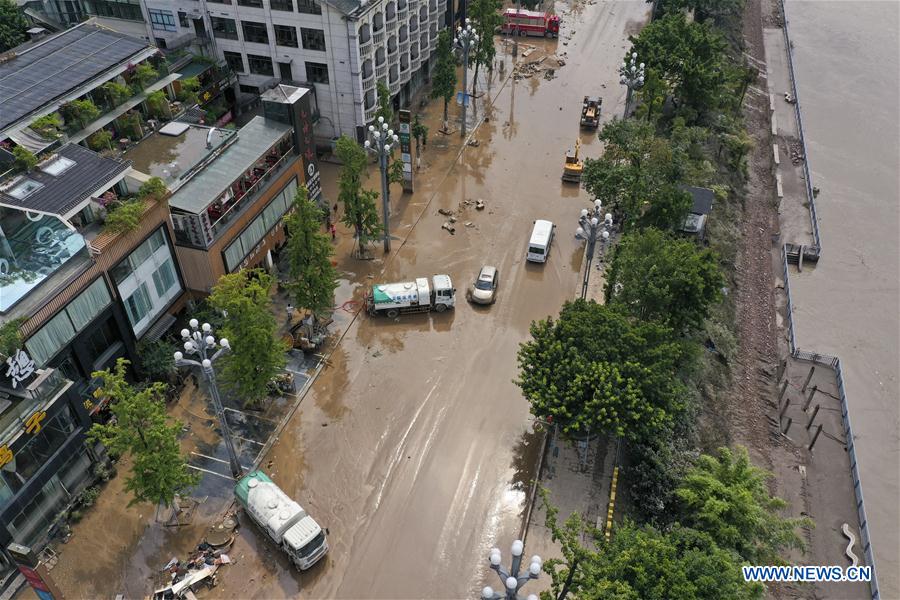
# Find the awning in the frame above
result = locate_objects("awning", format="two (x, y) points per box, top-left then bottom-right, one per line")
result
(8, 127), (57, 154)
(141, 312), (176, 342)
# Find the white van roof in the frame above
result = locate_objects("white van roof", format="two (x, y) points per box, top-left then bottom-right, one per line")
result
(530, 220), (554, 245)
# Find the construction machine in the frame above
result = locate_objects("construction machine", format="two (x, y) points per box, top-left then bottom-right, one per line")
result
(282, 312), (333, 352)
(580, 96), (601, 128)
(562, 139), (583, 183)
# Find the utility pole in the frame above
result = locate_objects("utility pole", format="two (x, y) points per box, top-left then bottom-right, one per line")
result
(512, 0), (522, 58)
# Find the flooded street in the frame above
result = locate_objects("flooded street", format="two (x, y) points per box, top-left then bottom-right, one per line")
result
(206, 2), (648, 597)
(785, 1), (900, 594)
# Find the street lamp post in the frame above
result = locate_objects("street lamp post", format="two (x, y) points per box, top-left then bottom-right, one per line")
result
(173, 319), (242, 479)
(619, 52), (645, 119)
(482, 540), (542, 600)
(365, 117), (399, 253)
(512, 0), (522, 58)
(576, 200), (612, 300)
(455, 20), (479, 139)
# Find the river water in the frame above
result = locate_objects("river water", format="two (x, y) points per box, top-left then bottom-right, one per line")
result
(785, 1), (899, 595)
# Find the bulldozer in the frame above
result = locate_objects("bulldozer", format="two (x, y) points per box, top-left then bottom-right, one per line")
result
(562, 138), (583, 183)
(580, 96), (601, 128)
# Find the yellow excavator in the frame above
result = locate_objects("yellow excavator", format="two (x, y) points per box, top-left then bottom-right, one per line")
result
(562, 138), (583, 183)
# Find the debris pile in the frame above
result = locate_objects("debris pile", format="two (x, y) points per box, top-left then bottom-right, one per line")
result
(789, 142), (805, 165)
(438, 199), (487, 234)
(152, 517), (236, 599)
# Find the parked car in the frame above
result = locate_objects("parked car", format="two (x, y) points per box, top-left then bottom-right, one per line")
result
(469, 265), (499, 305)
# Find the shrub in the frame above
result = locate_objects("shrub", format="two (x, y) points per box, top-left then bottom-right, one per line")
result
(30, 113), (63, 139)
(146, 90), (170, 120)
(69, 510), (83, 523)
(79, 486), (101, 508)
(60, 99), (100, 131)
(177, 77), (200, 106)
(88, 130), (113, 152)
(103, 200), (145, 234)
(12, 146), (37, 172)
(138, 176), (167, 200)
(133, 63), (159, 90)
(102, 81), (131, 106)
(136, 339), (176, 381)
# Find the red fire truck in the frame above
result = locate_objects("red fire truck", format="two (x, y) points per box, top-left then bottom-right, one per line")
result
(499, 8), (561, 38)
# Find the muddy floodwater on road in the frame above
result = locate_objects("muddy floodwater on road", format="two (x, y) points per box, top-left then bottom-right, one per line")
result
(785, 1), (900, 595)
(205, 2), (649, 598)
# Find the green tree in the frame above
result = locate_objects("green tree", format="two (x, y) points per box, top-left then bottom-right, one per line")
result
(60, 99), (101, 131)
(133, 62), (159, 90)
(634, 67), (667, 123)
(102, 81), (132, 107)
(136, 339), (176, 382)
(12, 146), (37, 172)
(659, 0), (745, 24)
(374, 80), (393, 125)
(178, 76), (200, 105)
(0, 0), (27, 53)
(0, 318), (23, 361)
(516, 299), (689, 441)
(138, 176), (168, 200)
(88, 129), (114, 152)
(606, 228), (724, 332)
(432, 29), (457, 132)
(146, 90), (171, 119)
(29, 113), (63, 140)
(582, 118), (693, 230)
(87, 359), (199, 507)
(468, 0), (502, 95)
(676, 446), (809, 564)
(628, 14), (733, 120)
(334, 135), (382, 257)
(283, 185), (339, 319)
(412, 114), (428, 168)
(209, 269), (286, 407)
(103, 199), (145, 234)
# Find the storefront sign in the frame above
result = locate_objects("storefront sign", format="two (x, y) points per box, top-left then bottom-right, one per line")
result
(295, 93), (323, 206)
(5, 349), (35, 389)
(305, 162), (322, 206)
(8, 544), (62, 600)
(25, 411), (47, 435)
(398, 110), (413, 193)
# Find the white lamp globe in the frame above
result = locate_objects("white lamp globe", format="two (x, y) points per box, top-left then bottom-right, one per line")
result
(378, 116), (384, 123)
(181, 328), (190, 338)
(369, 124), (375, 132)
(505, 576), (517, 590)
(511, 540), (524, 557)
(531, 555), (542, 566)
(632, 52), (637, 60)
(580, 208), (589, 218)
(482, 587), (494, 600)
(205, 335), (215, 346)
(220, 338), (230, 349)
(393, 135), (399, 143)
(202, 322), (211, 332)
(388, 129), (394, 137)
(173, 351), (183, 361)
(183, 341), (193, 352)
(639, 62), (645, 69)
(189, 318), (199, 328)
(384, 144), (391, 152)
(454, 37), (458, 44)
(527, 596), (539, 600)
(576, 226), (585, 238)
(591, 217), (599, 227)
(595, 199), (602, 209)
(490, 552), (501, 566)
(365, 140), (371, 148)
(602, 231), (610, 240)
(201, 358), (211, 368)
(529, 561), (541, 575)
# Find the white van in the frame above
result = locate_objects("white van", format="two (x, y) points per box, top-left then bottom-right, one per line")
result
(527, 219), (555, 263)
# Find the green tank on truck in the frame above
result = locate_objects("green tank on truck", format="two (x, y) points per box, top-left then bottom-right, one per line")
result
(365, 274), (456, 318)
(234, 471), (328, 570)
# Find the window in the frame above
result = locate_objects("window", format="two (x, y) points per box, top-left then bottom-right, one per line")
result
(207, 0), (231, 4)
(278, 62), (293, 80)
(124, 284), (153, 327)
(274, 24), (298, 47)
(296, 0), (321, 14)
(85, 319), (117, 364)
(241, 20), (269, 44)
(84, 0), (143, 21)
(301, 27), (326, 51)
(270, 0), (293, 10)
(223, 51), (244, 73)
(211, 16), (238, 40)
(148, 9), (176, 32)
(240, 84), (260, 95)
(152, 260), (177, 297)
(223, 178), (297, 271)
(177, 10), (189, 27)
(305, 62), (329, 84)
(248, 54), (274, 76)
(237, 0), (263, 5)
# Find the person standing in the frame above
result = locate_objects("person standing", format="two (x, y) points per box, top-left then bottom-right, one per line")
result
(330, 223), (337, 241)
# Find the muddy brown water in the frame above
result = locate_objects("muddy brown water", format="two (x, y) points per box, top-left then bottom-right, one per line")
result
(785, 1), (900, 595)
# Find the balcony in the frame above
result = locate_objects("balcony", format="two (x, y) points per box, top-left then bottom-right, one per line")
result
(373, 29), (385, 44)
(362, 71), (376, 92)
(365, 105), (378, 123)
(430, 32), (438, 51)
(359, 38), (373, 56)
(400, 37), (410, 53)
(397, 7), (408, 20)
(376, 63), (388, 79)
(420, 32), (428, 48)
(389, 79), (401, 95)
(388, 38), (399, 56)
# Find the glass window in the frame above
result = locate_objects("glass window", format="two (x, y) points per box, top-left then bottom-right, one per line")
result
(305, 62), (329, 84)
(124, 284), (152, 326)
(211, 17), (239, 40)
(248, 54), (274, 76)
(224, 51), (244, 73)
(6, 476), (67, 546)
(242, 21), (269, 44)
(240, 84), (259, 95)
(270, 0), (293, 10)
(207, 0), (232, 4)
(224, 239), (245, 272)
(149, 9), (176, 32)
(84, 0), (143, 21)
(152, 259), (177, 297)
(66, 278), (111, 330)
(301, 28), (326, 51)
(25, 311), (75, 366)
(237, 0), (263, 6)
(178, 11), (189, 27)
(85, 319), (117, 362)
(149, 228), (165, 252)
(296, 0), (321, 14)
(274, 24), (298, 47)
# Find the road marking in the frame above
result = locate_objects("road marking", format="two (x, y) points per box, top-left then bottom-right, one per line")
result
(191, 451), (251, 470)
(187, 465), (233, 480)
(224, 407), (278, 423)
(233, 434), (265, 446)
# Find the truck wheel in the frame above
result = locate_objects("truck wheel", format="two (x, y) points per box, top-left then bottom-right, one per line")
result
(434, 303), (447, 313)
(386, 309), (400, 318)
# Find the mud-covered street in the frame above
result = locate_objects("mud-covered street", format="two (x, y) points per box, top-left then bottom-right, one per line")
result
(206, 3), (647, 598)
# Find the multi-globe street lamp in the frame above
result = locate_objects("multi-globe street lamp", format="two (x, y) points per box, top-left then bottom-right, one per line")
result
(454, 20), (479, 140)
(619, 52), (645, 118)
(576, 200), (612, 300)
(482, 540), (542, 600)
(365, 117), (400, 253)
(173, 318), (242, 479)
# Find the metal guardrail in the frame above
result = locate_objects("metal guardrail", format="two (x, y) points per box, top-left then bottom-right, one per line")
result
(777, 0), (821, 251)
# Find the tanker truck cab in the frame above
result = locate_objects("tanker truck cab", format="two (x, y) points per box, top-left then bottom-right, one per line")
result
(235, 471), (328, 570)
(527, 220), (555, 263)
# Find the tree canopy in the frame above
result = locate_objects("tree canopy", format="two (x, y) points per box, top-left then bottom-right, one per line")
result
(582, 119), (694, 231)
(0, 0), (27, 53)
(675, 446), (809, 564)
(88, 359), (199, 507)
(335, 135), (382, 255)
(605, 228), (724, 332)
(283, 185), (339, 318)
(516, 299), (690, 441)
(209, 269), (286, 407)
(468, 0), (502, 94)
(374, 80), (393, 125)
(432, 29), (458, 130)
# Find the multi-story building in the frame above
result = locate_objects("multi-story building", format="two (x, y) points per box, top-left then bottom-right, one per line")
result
(142, 0), (453, 141)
